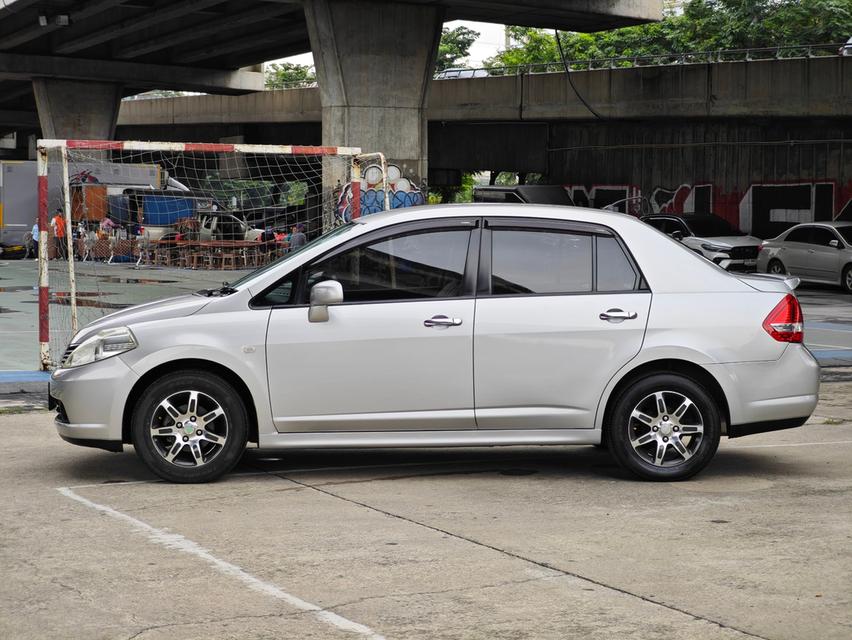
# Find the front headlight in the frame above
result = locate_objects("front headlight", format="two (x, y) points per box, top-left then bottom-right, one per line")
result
(701, 242), (730, 253)
(64, 327), (137, 368)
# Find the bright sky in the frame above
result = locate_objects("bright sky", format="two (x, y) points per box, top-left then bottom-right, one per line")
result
(276, 20), (506, 68)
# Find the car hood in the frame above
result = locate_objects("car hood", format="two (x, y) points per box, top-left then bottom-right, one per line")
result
(72, 294), (210, 344)
(693, 235), (761, 247)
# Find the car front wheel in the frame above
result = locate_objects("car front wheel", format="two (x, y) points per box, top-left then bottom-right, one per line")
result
(608, 373), (721, 481)
(131, 371), (248, 483)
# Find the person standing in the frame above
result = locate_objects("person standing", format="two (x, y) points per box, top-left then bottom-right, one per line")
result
(50, 208), (67, 260)
(289, 223), (307, 250)
(31, 220), (39, 260)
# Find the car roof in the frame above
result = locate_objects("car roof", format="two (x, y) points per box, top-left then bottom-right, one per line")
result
(354, 203), (632, 229)
(786, 221), (852, 229)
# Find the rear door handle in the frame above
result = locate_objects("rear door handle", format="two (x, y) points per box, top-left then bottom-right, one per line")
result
(424, 315), (463, 328)
(599, 308), (638, 322)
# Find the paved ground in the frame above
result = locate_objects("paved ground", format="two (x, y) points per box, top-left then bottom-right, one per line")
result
(1, 380), (851, 640)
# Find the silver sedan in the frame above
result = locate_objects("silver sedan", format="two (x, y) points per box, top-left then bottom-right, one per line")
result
(757, 221), (852, 293)
(50, 204), (820, 483)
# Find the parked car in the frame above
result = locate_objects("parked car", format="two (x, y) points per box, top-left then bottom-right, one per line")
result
(50, 204), (818, 483)
(473, 185), (575, 205)
(839, 37), (852, 56)
(198, 212), (263, 242)
(641, 213), (762, 272)
(434, 67), (489, 80)
(757, 221), (852, 293)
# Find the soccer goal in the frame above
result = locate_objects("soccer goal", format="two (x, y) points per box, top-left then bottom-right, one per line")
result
(37, 139), (388, 370)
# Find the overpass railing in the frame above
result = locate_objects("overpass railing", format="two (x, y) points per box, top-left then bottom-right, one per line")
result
(480, 42), (847, 75)
(269, 43), (846, 90)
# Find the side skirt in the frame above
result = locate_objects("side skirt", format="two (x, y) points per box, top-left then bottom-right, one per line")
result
(258, 429), (601, 450)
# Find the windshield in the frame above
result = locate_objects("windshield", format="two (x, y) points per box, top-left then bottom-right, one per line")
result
(684, 215), (743, 237)
(838, 226), (852, 245)
(228, 222), (357, 289)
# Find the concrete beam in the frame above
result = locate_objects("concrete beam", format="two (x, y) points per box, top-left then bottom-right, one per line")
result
(33, 78), (122, 139)
(174, 24), (304, 64)
(54, 0), (226, 55)
(115, 4), (301, 59)
(0, 0), (127, 51)
(0, 109), (38, 127)
(0, 52), (264, 94)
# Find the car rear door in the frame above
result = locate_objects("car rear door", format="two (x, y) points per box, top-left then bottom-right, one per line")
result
(780, 226), (813, 276)
(807, 227), (844, 281)
(264, 217), (479, 432)
(473, 218), (651, 430)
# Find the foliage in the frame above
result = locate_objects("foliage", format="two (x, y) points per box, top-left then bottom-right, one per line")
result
(429, 172), (477, 203)
(265, 62), (316, 89)
(436, 26), (480, 72)
(485, 0), (852, 68)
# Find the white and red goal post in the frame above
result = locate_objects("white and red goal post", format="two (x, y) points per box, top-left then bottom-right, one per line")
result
(37, 138), (386, 370)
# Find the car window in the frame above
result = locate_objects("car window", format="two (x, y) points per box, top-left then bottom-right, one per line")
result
(837, 227), (852, 244)
(646, 218), (667, 232)
(597, 236), (639, 291)
(258, 277), (295, 306)
(785, 227), (811, 243)
(305, 228), (471, 303)
(810, 227), (840, 247)
(491, 229), (592, 295)
(683, 215), (740, 237)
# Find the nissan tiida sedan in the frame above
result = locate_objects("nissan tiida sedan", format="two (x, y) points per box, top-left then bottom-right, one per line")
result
(756, 221), (852, 294)
(50, 205), (820, 483)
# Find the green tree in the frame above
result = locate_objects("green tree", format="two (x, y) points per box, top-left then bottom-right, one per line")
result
(265, 62), (316, 89)
(436, 25), (480, 72)
(485, 0), (852, 68)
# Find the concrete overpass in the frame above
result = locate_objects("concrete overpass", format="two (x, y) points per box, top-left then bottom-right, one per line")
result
(0, 0), (661, 181)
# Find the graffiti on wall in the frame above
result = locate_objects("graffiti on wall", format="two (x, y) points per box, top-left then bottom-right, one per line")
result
(564, 180), (852, 237)
(337, 163), (425, 222)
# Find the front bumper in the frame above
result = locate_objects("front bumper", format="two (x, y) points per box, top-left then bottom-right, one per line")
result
(50, 355), (139, 448)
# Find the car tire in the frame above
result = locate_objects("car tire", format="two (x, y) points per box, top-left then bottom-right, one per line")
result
(842, 264), (852, 294)
(131, 371), (248, 483)
(607, 373), (721, 481)
(767, 259), (786, 275)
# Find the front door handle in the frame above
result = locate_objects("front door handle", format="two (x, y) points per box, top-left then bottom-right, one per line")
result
(599, 308), (638, 322)
(424, 315), (463, 328)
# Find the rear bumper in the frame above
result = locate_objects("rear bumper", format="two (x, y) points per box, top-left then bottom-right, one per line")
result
(706, 344), (820, 434)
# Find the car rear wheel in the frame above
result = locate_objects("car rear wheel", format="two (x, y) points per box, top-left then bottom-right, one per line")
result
(131, 371), (248, 483)
(608, 373), (721, 481)
(767, 259), (785, 275)
(842, 265), (852, 294)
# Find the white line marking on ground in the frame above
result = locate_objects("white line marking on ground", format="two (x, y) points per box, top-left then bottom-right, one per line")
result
(727, 440), (852, 449)
(57, 487), (385, 640)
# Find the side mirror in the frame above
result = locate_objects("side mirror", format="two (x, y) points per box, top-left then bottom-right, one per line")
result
(308, 280), (343, 323)
(670, 230), (683, 241)
(829, 239), (841, 249)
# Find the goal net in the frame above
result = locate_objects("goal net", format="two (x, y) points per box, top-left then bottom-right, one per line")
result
(37, 139), (387, 370)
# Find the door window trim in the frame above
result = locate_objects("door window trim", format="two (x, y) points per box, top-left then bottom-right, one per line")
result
(478, 217), (650, 298)
(251, 217), (481, 309)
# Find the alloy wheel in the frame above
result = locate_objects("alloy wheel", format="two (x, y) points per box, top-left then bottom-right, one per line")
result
(149, 390), (228, 467)
(628, 390), (704, 467)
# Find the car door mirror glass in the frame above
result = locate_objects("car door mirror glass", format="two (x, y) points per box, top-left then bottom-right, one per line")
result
(670, 230), (683, 241)
(308, 280), (343, 323)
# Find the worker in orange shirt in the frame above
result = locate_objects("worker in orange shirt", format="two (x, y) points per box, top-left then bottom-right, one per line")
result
(50, 208), (67, 260)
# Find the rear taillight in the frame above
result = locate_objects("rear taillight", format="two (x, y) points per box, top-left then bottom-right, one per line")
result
(762, 294), (803, 343)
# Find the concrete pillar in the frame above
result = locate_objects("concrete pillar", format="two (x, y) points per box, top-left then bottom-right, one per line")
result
(32, 79), (122, 140)
(304, 0), (443, 188)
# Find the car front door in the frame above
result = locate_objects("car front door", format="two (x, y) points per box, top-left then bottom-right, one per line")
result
(265, 218), (479, 432)
(473, 218), (651, 430)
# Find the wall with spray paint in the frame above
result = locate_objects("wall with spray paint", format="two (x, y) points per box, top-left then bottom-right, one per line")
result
(337, 163), (425, 222)
(550, 119), (852, 238)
